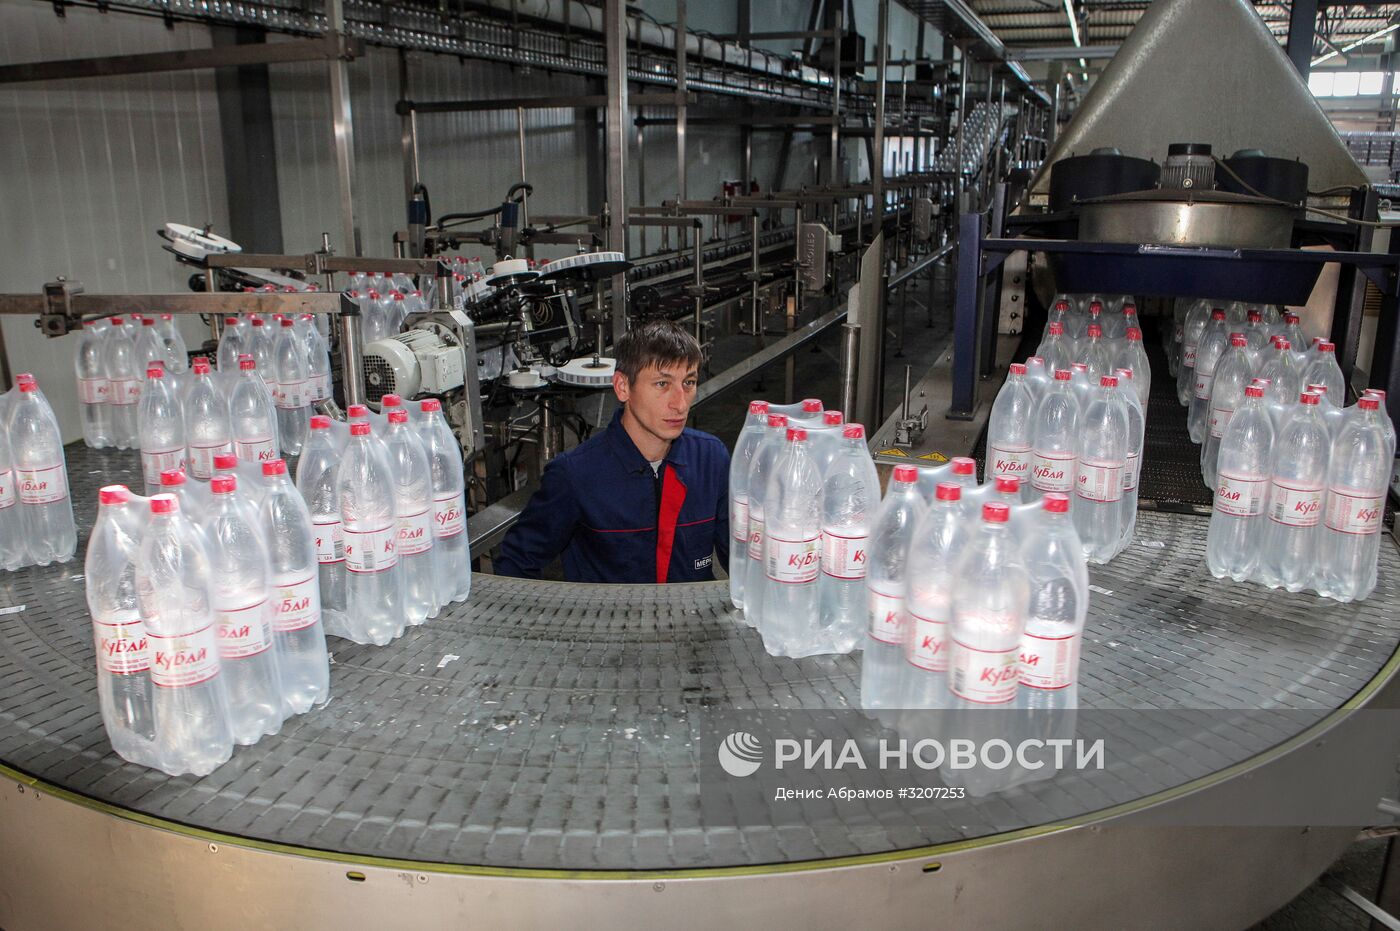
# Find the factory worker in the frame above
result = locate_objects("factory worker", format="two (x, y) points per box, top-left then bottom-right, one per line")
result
(494, 320), (730, 583)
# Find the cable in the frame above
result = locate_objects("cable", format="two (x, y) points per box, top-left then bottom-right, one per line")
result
(1212, 157), (1390, 228)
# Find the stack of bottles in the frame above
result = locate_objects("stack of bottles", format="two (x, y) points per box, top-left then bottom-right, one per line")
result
(343, 269), (439, 342)
(1170, 298), (1284, 397)
(75, 315), (188, 450)
(0, 374), (78, 569)
(84, 459), (331, 776)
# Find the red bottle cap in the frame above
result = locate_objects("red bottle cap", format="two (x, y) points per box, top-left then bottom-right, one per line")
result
(1087, 324), (1103, 338)
(1231, 334), (1247, 347)
(951, 457), (976, 475)
(347, 404), (369, 418)
(767, 414), (788, 428)
(381, 394), (402, 408)
(262, 459), (287, 476)
(983, 502), (1010, 523)
(1028, 356), (1045, 366)
(1100, 375), (1118, 388)
(1123, 303), (1137, 314)
(17, 381), (36, 394)
(310, 415), (331, 429)
(995, 476), (1020, 494)
(1244, 385), (1264, 399)
(111, 316), (125, 325)
(786, 427), (808, 442)
(1247, 309), (1262, 322)
(1360, 397), (1380, 411)
(239, 357), (256, 371)
(823, 411), (844, 426)
(1054, 300), (1070, 312)
(1306, 383), (1328, 395)
(1009, 363), (1026, 376)
(159, 470), (185, 487)
(150, 494), (178, 514)
(801, 399), (822, 413)
(1300, 391), (1321, 405)
(1072, 363), (1088, 372)
(1089, 302), (1103, 314)
(1115, 367), (1134, 381)
(1319, 341), (1335, 353)
(98, 486), (131, 506)
(141, 317), (155, 326)
(192, 360), (211, 374)
(420, 399), (442, 413)
(281, 318), (295, 328)
(842, 424), (865, 439)
(213, 453), (238, 471)
(1211, 308), (1226, 320)
(211, 476), (236, 495)
(388, 410), (409, 424)
(1127, 328), (1142, 341)
(146, 364), (164, 379)
(935, 482), (961, 502)
(1284, 313), (1299, 324)
(1054, 370), (1072, 382)
(1048, 322), (1065, 336)
(893, 465), (917, 483)
(251, 318), (265, 327)
(749, 400), (769, 416)
(350, 422), (371, 437)
(1043, 493), (1070, 513)
(1276, 339), (1291, 351)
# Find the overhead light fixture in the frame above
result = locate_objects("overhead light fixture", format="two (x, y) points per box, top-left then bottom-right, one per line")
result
(1312, 22), (1400, 66)
(1063, 0), (1083, 48)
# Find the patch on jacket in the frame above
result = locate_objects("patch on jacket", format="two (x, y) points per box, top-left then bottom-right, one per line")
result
(694, 554), (712, 570)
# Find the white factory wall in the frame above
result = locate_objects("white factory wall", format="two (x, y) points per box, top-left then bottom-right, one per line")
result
(0, 3), (228, 442)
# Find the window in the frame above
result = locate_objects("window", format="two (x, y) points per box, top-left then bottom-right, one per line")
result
(1361, 71), (1386, 95)
(1333, 71), (1361, 96)
(1310, 71), (1336, 96)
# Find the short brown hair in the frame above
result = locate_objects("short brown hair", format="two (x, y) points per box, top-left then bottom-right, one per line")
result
(614, 320), (702, 384)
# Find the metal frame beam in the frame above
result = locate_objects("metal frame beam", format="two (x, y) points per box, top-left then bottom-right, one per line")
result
(1288, 0), (1321, 78)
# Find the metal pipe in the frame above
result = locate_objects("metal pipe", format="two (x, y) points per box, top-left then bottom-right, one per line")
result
(516, 106), (530, 232)
(872, 0), (889, 222)
(954, 45), (968, 213)
(337, 294), (367, 407)
(840, 322), (861, 421)
(692, 235), (704, 346)
(675, 0), (688, 204)
(604, 0), (629, 343)
(749, 213), (762, 342)
(326, 0), (359, 256)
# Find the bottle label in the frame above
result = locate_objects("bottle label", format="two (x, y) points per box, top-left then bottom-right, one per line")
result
(344, 524), (399, 573)
(1076, 460), (1124, 503)
(1324, 487), (1384, 535)
(821, 528), (868, 580)
(949, 635), (1019, 704)
(93, 610), (150, 675)
(1268, 480), (1323, 528)
(312, 373), (332, 402)
(1182, 345), (1197, 368)
(0, 470), (14, 510)
(188, 441), (233, 479)
(141, 447), (185, 487)
(147, 625), (220, 688)
(275, 379), (308, 409)
(906, 610), (947, 671)
(234, 436), (278, 463)
(1019, 631), (1079, 691)
(17, 464), (67, 506)
(108, 376), (141, 406)
(215, 598), (273, 659)
(79, 377), (110, 404)
(1214, 472), (1267, 517)
(867, 587), (904, 644)
(433, 491), (466, 539)
(313, 519), (345, 564)
(1123, 452), (1140, 493)
(1031, 451), (1076, 493)
(1194, 372), (1214, 401)
(1208, 404), (1234, 439)
(747, 515), (765, 561)
(765, 534), (819, 584)
(988, 443), (1032, 481)
(270, 575), (320, 632)
(398, 507), (434, 556)
(730, 496), (749, 543)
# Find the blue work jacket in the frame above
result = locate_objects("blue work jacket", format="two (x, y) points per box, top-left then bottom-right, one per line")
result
(494, 407), (730, 583)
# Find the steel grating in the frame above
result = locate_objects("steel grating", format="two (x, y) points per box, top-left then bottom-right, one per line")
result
(0, 443), (1396, 871)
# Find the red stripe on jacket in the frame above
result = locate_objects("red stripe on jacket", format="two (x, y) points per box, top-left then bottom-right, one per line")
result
(655, 465), (688, 584)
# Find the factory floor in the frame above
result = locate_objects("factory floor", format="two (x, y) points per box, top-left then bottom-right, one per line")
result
(1252, 834), (1394, 929)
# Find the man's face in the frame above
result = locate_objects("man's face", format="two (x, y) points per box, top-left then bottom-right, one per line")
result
(614, 359), (698, 444)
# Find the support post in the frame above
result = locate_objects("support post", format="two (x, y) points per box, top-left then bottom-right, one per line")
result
(676, 0), (688, 203)
(1287, 0), (1319, 80)
(948, 210), (983, 420)
(872, 0), (889, 226)
(1331, 186), (1379, 392)
(605, 0), (629, 343)
(326, 0), (359, 257)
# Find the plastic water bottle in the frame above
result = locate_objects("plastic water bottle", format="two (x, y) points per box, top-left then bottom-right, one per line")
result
(103, 316), (142, 449)
(728, 400), (771, 611)
(1018, 492), (1088, 697)
(136, 494), (233, 777)
(759, 428), (823, 657)
(1301, 341), (1345, 402)
(300, 314), (333, 404)
(1078, 324), (1113, 382)
(1036, 321), (1074, 374)
(1114, 369), (1144, 551)
(986, 363), (1036, 485)
(363, 290), (389, 342)
(217, 317), (246, 373)
(259, 459), (331, 713)
(1073, 374), (1128, 563)
(385, 409), (439, 626)
(157, 314), (188, 373)
(1206, 385), (1274, 580)
(741, 413), (789, 630)
(1112, 327), (1151, 408)
(859, 465), (923, 708)
(1024, 356), (1051, 407)
(1359, 388), (1397, 459)
(1242, 308), (1270, 364)
(135, 317), (166, 371)
(1044, 298), (1071, 340)
(338, 421), (406, 644)
(1259, 338), (1302, 411)
(948, 503), (1029, 706)
(1030, 370), (1080, 501)
(273, 318), (311, 456)
(205, 475), (285, 745)
(817, 424), (879, 655)
(230, 357), (281, 465)
(76, 320), (113, 448)
(1190, 309), (1230, 443)
(0, 421), (24, 572)
(419, 399), (471, 605)
(184, 359), (234, 480)
(296, 415), (347, 638)
(246, 317), (277, 385)
(158, 469), (210, 529)
(8, 377), (76, 565)
(1256, 391), (1330, 591)
(213, 452), (267, 511)
(1177, 300), (1213, 405)
(85, 485), (159, 767)
(1202, 334), (1254, 488)
(1317, 396), (1390, 602)
(897, 482), (969, 713)
(137, 363), (186, 496)
(1069, 363), (1093, 411)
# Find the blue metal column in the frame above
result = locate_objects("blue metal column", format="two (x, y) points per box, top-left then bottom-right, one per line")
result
(948, 210), (984, 420)
(1370, 224), (1400, 445)
(1331, 186), (1379, 395)
(1286, 0), (1318, 79)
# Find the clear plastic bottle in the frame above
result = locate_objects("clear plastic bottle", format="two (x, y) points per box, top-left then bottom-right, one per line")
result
(859, 465), (923, 708)
(8, 377), (76, 565)
(296, 415), (347, 638)
(363, 290), (389, 343)
(1073, 375), (1128, 563)
(817, 424), (879, 655)
(1242, 308), (1270, 365)
(728, 400), (771, 611)
(213, 452), (267, 512)
(103, 316), (142, 449)
(76, 320), (113, 448)
(157, 314), (188, 373)
(1259, 337), (1302, 419)
(759, 428), (824, 657)
(1359, 389), (1397, 460)
(898, 482), (968, 713)
(217, 316), (246, 373)
(0, 420), (24, 572)
(741, 413), (790, 630)
(259, 459), (331, 713)
(158, 469), (210, 529)
(230, 357), (281, 465)
(273, 318), (311, 456)
(135, 317), (166, 371)
(136, 494), (233, 777)
(385, 409), (439, 626)
(184, 359), (234, 480)
(338, 421), (406, 644)
(300, 314), (333, 404)
(1069, 362), (1094, 411)
(419, 399), (471, 605)
(85, 485), (159, 767)
(1030, 370), (1080, 502)
(1024, 356), (1051, 408)
(1206, 385), (1274, 581)
(1036, 321), (1074, 374)
(1256, 391), (1330, 591)
(1044, 298), (1072, 341)
(1301, 341), (1345, 403)
(1190, 309), (1230, 444)
(1114, 369), (1144, 553)
(986, 363), (1036, 485)
(246, 317), (278, 391)
(205, 475), (285, 745)
(1176, 300), (1212, 406)
(1202, 334), (1254, 489)
(1078, 323), (1113, 382)
(1111, 326), (1152, 408)
(137, 363), (185, 496)
(1317, 396), (1390, 602)
(1018, 493), (1088, 700)
(948, 503), (1029, 706)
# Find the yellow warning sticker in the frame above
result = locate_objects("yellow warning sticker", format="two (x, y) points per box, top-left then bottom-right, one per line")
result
(919, 451), (949, 463)
(877, 448), (909, 457)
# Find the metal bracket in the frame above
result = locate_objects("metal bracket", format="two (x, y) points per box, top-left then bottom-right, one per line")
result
(39, 279), (82, 338)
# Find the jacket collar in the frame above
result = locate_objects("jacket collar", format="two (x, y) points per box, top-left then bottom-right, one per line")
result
(605, 405), (690, 473)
